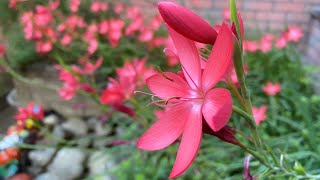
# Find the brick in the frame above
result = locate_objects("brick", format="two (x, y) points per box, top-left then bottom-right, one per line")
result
(287, 13), (310, 23)
(212, 0), (229, 9)
(187, 0), (213, 9)
(243, 2), (273, 11)
(274, 3), (305, 12)
(242, 12), (256, 20)
(256, 12), (285, 21)
(269, 22), (286, 31)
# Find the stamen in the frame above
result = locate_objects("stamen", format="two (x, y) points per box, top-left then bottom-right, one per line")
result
(157, 67), (174, 82)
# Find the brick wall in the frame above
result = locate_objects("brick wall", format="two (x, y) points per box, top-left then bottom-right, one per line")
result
(184, 0), (320, 37)
(131, 0), (320, 37)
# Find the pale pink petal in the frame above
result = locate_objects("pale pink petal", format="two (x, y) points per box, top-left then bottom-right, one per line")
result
(168, 26), (202, 90)
(169, 103), (202, 178)
(202, 88), (232, 132)
(137, 102), (191, 150)
(146, 72), (192, 99)
(202, 22), (233, 92)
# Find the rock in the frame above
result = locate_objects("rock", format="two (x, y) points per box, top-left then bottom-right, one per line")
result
(27, 166), (42, 175)
(87, 117), (98, 131)
(62, 118), (88, 136)
(95, 123), (112, 136)
(43, 114), (59, 126)
(52, 125), (65, 140)
(48, 148), (86, 180)
(35, 172), (60, 180)
(28, 149), (55, 166)
(87, 151), (115, 179)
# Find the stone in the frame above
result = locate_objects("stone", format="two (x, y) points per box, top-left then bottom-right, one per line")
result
(52, 125), (65, 140)
(47, 148), (86, 180)
(87, 151), (115, 179)
(28, 149), (55, 167)
(95, 123), (112, 136)
(43, 114), (59, 126)
(62, 118), (88, 136)
(35, 172), (60, 180)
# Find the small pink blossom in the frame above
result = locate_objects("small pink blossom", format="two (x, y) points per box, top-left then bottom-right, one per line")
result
(114, 3), (125, 14)
(34, 5), (53, 27)
(9, 0), (26, 9)
(87, 39), (98, 54)
(262, 82), (281, 96)
(15, 102), (44, 122)
(259, 36), (272, 53)
(99, 20), (109, 35)
(55, 65), (80, 100)
(139, 28), (154, 42)
(36, 41), (52, 54)
(72, 57), (103, 75)
(286, 26), (303, 42)
(70, 0), (81, 13)
(243, 41), (258, 52)
(224, 8), (230, 20)
(252, 105), (267, 125)
(90, 1), (108, 13)
(275, 36), (287, 49)
(61, 34), (72, 46)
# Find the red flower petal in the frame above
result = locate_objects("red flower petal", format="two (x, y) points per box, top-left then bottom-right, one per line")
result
(202, 88), (232, 132)
(158, 2), (217, 44)
(168, 26), (202, 89)
(202, 22), (233, 92)
(136, 102), (191, 150)
(146, 72), (191, 99)
(169, 104), (202, 178)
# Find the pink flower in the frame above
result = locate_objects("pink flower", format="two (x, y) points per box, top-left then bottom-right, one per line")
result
(275, 36), (287, 49)
(15, 102), (44, 122)
(150, 15), (163, 30)
(70, 0), (81, 13)
(100, 58), (155, 105)
(36, 41), (52, 54)
(286, 26), (303, 42)
(259, 35), (272, 53)
(49, 0), (60, 10)
(87, 39), (98, 54)
(72, 57), (103, 75)
(90, 1), (108, 13)
(252, 105), (267, 125)
(99, 20), (109, 35)
(224, 8), (230, 20)
(262, 82), (281, 96)
(139, 28), (154, 42)
(125, 18), (143, 35)
(108, 19), (125, 47)
(243, 41), (258, 52)
(61, 34), (72, 46)
(55, 65), (80, 100)
(137, 23), (234, 178)
(34, 5), (53, 27)
(0, 44), (5, 57)
(126, 6), (141, 19)
(9, 0), (26, 9)
(158, 2), (218, 44)
(114, 3), (124, 14)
